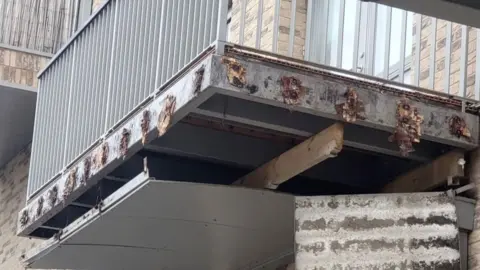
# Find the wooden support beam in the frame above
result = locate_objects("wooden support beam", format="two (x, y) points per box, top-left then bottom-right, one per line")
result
(382, 151), (465, 193)
(234, 123), (344, 189)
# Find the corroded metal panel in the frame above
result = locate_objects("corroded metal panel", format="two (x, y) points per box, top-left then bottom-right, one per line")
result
(295, 193), (460, 270)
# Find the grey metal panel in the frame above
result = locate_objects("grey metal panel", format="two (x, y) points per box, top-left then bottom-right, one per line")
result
(398, 10), (407, 83)
(288, 0), (296, 57)
(383, 7), (392, 79)
(476, 29), (480, 100)
(295, 193), (460, 269)
(445, 22), (452, 94)
(414, 14), (421, 86)
(26, 177), (294, 270)
(28, 0), (222, 198)
(429, 18), (437, 89)
(459, 25), (468, 97)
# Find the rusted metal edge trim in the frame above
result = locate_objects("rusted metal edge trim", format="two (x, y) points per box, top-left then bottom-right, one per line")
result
(23, 172), (152, 266)
(224, 44), (480, 114)
(17, 55), (216, 237)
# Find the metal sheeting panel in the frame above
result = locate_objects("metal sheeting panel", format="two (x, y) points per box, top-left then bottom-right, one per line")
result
(64, 2), (116, 164)
(295, 193), (460, 270)
(27, 46), (73, 196)
(25, 178), (294, 270)
(29, 0), (221, 198)
(155, 0), (219, 89)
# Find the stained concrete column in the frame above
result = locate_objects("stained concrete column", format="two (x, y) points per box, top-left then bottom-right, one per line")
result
(468, 148), (480, 269)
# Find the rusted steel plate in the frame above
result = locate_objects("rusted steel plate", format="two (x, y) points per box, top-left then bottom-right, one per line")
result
(295, 193), (460, 270)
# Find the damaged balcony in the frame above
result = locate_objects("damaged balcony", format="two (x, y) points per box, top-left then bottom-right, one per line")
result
(16, 0), (480, 268)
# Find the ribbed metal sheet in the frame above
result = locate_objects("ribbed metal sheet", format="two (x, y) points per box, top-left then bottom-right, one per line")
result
(28, 0), (223, 198)
(295, 193), (460, 270)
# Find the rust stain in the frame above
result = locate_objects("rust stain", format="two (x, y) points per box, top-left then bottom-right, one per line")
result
(93, 142), (109, 169)
(449, 115), (471, 139)
(119, 128), (131, 158)
(63, 167), (78, 201)
(141, 110), (151, 145)
(81, 156), (91, 186)
(335, 88), (366, 122)
(20, 210), (29, 226)
(389, 98), (424, 156)
(36, 197), (44, 217)
(48, 185), (58, 207)
(193, 65), (205, 94)
(222, 57), (246, 88)
(157, 95), (176, 136)
(101, 143), (109, 166)
(280, 76), (305, 105)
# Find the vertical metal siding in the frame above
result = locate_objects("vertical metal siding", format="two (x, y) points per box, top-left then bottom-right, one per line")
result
(29, 0), (222, 198)
(295, 193), (460, 269)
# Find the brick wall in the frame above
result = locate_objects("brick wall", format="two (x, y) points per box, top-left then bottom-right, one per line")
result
(412, 16), (477, 98)
(229, 0), (307, 59)
(0, 48), (48, 87)
(0, 145), (40, 270)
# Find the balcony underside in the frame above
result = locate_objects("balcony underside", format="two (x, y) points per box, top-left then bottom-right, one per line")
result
(0, 82), (36, 167)
(17, 48), (480, 239)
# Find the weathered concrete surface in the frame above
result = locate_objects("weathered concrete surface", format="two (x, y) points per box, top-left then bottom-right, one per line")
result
(209, 55), (479, 149)
(295, 193), (460, 270)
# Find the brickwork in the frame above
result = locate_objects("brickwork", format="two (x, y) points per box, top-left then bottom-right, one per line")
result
(0, 145), (40, 270)
(412, 16), (477, 98)
(229, 0), (306, 59)
(0, 48), (48, 87)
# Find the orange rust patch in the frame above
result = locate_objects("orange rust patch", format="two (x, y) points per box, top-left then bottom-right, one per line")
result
(389, 98), (424, 156)
(157, 95), (176, 137)
(141, 110), (150, 145)
(63, 167), (78, 201)
(222, 57), (247, 88)
(335, 88), (366, 122)
(280, 76), (305, 105)
(449, 115), (471, 139)
(119, 128), (131, 158)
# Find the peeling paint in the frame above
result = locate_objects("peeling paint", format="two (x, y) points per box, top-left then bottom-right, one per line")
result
(389, 98), (424, 156)
(63, 167), (78, 201)
(36, 197), (44, 217)
(335, 88), (366, 122)
(222, 57), (246, 88)
(280, 76), (305, 105)
(193, 65), (205, 94)
(81, 157), (91, 186)
(141, 110), (151, 145)
(48, 185), (58, 207)
(157, 95), (176, 136)
(20, 210), (29, 226)
(449, 115), (471, 139)
(119, 128), (131, 158)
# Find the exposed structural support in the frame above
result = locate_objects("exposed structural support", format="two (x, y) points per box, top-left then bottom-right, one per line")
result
(382, 151), (465, 193)
(234, 123), (344, 189)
